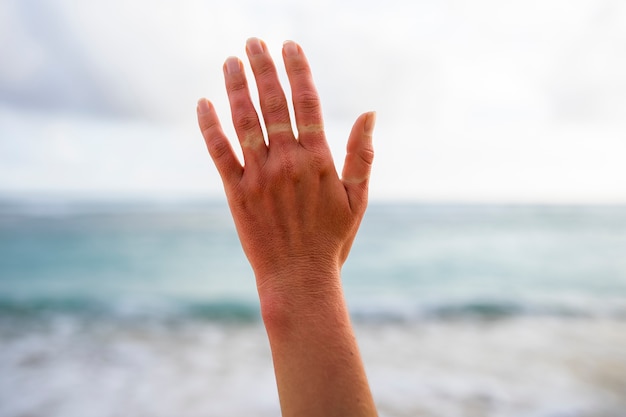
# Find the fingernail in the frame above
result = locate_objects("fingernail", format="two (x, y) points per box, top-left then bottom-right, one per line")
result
(283, 40), (299, 57)
(246, 37), (265, 56)
(197, 98), (211, 114)
(364, 111), (376, 135)
(225, 57), (241, 74)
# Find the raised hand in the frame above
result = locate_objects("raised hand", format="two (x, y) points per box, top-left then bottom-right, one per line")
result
(197, 38), (377, 417)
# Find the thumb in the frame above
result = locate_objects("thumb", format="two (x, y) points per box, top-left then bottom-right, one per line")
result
(342, 111), (375, 210)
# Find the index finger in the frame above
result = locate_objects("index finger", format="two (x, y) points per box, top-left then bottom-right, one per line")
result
(282, 41), (327, 151)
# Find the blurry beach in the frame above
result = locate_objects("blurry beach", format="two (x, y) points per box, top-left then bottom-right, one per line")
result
(2, 2), (626, 415)
(1, 199), (625, 417)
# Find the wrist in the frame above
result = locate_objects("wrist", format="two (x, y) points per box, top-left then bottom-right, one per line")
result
(253, 255), (342, 297)
(255, 264), (347, 334)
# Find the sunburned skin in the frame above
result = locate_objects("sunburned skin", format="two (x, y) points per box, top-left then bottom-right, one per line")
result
(197, 37), (378, 417)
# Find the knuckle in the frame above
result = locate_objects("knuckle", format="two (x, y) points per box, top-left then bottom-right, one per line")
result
(244, 176), (265, 198)
(266, 149), (299, 183)
(207, 137), (231, 160)
(312, 151), (333, 173)
(228, 77), (247, 93)
(199, 117), (218, 138)
(297, 129), (325, 147)
(302, 144), (328, 170)
(290, 63), (310, 77)
(233, 112), (259, 133)
(279, 152), (299, 180)
(297, 90), (321, 114)
(358, 147), (375, 166)
(255, 61), (276, 78)
(262, 93), (288, 116)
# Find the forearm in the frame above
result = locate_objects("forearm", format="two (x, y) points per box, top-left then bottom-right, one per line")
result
(257, 268), (377, 417)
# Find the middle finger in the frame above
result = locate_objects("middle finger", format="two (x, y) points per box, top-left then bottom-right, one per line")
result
(246, 37), (295, 147)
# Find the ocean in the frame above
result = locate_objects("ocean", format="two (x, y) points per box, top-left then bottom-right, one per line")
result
(1, 199), (625, 417)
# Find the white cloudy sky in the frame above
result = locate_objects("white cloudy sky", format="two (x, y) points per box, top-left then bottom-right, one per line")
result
(1, 0), (625, 203)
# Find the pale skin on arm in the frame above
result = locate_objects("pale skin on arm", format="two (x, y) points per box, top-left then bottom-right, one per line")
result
(197, 37), (377, 417)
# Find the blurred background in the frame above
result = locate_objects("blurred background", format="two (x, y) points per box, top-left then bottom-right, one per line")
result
(1, 1), (625, 416)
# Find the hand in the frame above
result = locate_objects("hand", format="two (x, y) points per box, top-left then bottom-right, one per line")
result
(197, 38), (375, 296)
(196, 38), (378, 417)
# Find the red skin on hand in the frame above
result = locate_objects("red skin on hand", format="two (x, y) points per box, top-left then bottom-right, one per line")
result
(197, 38), (377, 417)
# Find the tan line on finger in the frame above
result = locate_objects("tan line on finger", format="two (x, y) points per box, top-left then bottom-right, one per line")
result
(266, 123), (294, 136)
(297, 123), (324, 134)
(241, 133), (266, 149)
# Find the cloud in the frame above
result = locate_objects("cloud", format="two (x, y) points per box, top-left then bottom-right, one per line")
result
(3, 0), (626, 124)
(0, 1), (133, 118)
(0, 1), (226, 121)
(1, 0), (626, 202)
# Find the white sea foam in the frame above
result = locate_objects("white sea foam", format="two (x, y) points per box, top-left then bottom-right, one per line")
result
(1, 317), (625, 417)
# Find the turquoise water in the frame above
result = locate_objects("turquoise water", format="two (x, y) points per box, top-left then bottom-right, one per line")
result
(2, 200), (625, 321)
(1, 199), (626, 416)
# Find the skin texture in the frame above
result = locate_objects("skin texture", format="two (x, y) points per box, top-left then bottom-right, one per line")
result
(197, 38), (377, 417)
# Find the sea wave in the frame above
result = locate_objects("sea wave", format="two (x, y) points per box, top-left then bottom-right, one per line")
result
(0, 296), (260, 324)
(1, 295), (624, 325)
(351, 298), (626, 323)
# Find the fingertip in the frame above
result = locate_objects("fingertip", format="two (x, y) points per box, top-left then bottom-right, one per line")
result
(246, 37), (266, 56)
(347, 112), (375, 153)
(282, 40), (300, 57)
(343, 111), (375, 189)
(363, 111), (376, 136)
(224, 56), (242, 74)
(196, 104), (243, 184)
(197, 98), (211, 115)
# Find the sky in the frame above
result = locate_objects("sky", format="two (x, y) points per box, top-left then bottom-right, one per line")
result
(1, 0), (625, 203)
